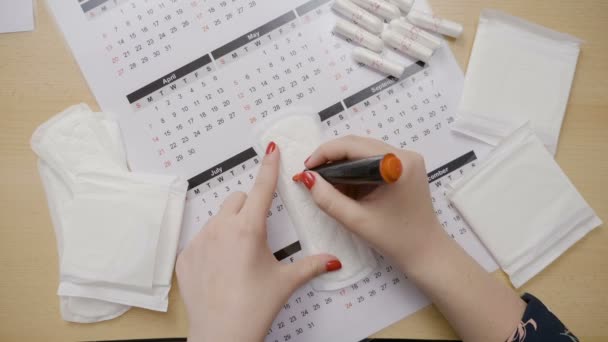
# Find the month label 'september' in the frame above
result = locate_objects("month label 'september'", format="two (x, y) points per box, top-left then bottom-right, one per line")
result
(47, 0), (497, 340)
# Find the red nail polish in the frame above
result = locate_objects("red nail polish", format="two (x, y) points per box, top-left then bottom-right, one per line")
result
(266, 141), (276, 155)
(292, 173), (302, 182)
(301, 172), (315, 190)
(325, 260), (342, 272)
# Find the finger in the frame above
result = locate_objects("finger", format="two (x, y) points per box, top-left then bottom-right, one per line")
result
(218, 191), (247, 215)
(242, 141), (280, 223)
(295, 171), (368, 233)
(281, 254), (342, 289)
(305, 135), (391, 169)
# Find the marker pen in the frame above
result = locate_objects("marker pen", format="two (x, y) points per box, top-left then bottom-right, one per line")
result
(300, 153), (403, 185)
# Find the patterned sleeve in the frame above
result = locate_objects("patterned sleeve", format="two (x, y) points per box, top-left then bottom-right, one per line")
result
(506, 293), (578, 342)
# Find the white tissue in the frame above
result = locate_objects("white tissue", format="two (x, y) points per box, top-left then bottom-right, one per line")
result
(32, 104), (188, 321)
(452, 9), (581, 155)
(446, 125), (602, 287)
(256, 113), (377, 291)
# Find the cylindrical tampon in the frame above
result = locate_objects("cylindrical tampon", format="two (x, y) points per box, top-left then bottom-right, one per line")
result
(304, 154), (403, 184)
(334, 18), (384, 52)
(388, 0), (414, 14)
(332, 0), (384, 34)
(381, 29), (434, 62)
(407, 10), (463, 38)
(350, 0), (401, 21)
(352, 47), (405, 78)
(389, 18), (442, 50)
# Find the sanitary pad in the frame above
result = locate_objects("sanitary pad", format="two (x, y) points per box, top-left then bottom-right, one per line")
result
(256, 112), (377, 291)
(452, 9), (582, 155)
(32, 104), (187, 322)
(446, 125), (602, 287)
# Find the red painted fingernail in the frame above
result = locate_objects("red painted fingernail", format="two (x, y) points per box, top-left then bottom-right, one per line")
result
(301, 172), (315, 190)
(266, 141), (276, 155)
(292, 172), (302, 182)
(325, 260), (342, 272)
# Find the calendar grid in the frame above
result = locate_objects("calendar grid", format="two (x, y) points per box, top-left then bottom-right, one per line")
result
(48, 0), (498, 340)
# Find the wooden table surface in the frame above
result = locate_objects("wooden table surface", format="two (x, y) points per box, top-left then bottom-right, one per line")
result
(1, 0), (607, 341)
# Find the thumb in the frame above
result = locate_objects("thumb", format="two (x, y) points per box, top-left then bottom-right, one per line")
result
(282, 254), (342, 289)
(295, 171), (366, 232)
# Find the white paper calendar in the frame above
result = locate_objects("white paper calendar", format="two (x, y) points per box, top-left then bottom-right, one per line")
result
(48, 0), (498, 340)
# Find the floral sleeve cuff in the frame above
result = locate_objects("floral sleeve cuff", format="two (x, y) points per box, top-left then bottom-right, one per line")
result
(506, 293), (578, 342)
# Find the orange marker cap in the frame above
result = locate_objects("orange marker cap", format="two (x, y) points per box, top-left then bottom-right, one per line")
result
(379, 153), (402, 183)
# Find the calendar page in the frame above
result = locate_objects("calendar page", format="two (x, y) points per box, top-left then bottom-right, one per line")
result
(48, 0), (498, 340)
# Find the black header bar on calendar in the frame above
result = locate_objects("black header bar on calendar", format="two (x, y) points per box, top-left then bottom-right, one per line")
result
(211, 11), (297, 59)
(296, 0), (331, 16)
(427, 151), (477, 183)
(187, 147), (258, 190)
(126, 54), (213, 104)
(80, 0), (108, 13)
(273, 241), (302, 261)
(318, 102), (345, 121)
(343, 61), (426, 108)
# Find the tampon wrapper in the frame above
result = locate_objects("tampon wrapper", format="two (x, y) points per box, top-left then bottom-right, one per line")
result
(407, 10), (463, 38)
(388, 0), (414, 14)
(381, 29), (434, 62)
(332, 0), (384, 34)
(352, 46), (405, 78)
(333, 18), (384, 52)
(350, 0), (400, 21)
(389, 18), (442, 50)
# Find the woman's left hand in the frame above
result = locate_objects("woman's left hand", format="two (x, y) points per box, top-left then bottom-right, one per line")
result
(176, 142), (341, 342)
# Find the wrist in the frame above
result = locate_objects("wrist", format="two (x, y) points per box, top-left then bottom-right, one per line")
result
(396, 221), (450, 275)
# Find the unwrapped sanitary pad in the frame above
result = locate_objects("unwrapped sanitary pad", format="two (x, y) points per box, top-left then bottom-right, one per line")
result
(446, 125), (601, 287)
(452, 9), (582, 155)
(32, 104), (187, 323)
(256, 112), (377, 291)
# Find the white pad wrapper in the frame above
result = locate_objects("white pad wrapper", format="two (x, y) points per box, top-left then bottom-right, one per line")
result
(446, 125), (602, 288)
(389, 18), (442, 51)
(332, 0), (384, 34)
(256, 113), (377, 291)
(382, 29), (434, 63)
(407, 10), (463, 38)
(32, 104), (188, 322)
(350, 0), (400, 21)
(38, 161), (130, 323)
(334, 17), (384, 52)
(452, 9), (581, 155)
(352, 47), (405, 78)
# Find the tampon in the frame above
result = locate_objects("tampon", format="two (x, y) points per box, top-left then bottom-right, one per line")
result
(407, 10), (463, 38)
(332, 0), (384, 34)
(388, 0), (414, 14)
(389, 18), (441, 50)
(333, 18), (384, 52)
(381, 29), (434, 62)
(350, 0), (401, 21)
(352, 46), (405, 78)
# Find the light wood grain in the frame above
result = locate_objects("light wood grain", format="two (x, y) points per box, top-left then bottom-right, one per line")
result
(1, 1), (606, 341)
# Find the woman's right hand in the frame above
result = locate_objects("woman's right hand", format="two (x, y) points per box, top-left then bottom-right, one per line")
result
(296, 135), (530, 342)
(293, 135), (445, 271)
